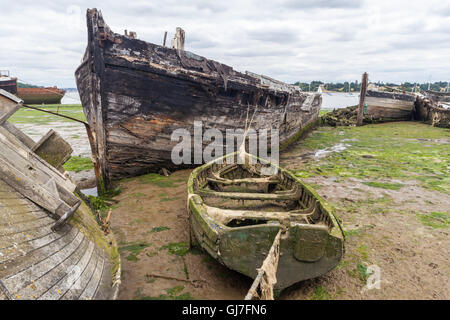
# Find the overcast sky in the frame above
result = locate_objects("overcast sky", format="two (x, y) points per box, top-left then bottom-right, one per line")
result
(1, 0), (449, 88)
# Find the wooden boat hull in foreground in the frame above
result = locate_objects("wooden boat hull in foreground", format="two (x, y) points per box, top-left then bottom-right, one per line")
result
(364, 90), (416, 121)
(75, 9), (321, 189)
(187, 153), (344, 290)
(0, 90), (120, 300)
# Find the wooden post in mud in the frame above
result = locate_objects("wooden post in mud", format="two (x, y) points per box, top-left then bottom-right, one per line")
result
(357, 72), (368, 126)
(163, 31), (168, 47)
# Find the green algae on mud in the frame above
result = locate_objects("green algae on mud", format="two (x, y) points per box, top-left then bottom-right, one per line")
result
(136, 285), (194, 300)
(161, 242), (190, 256)
(63, 156), (94, 172)
(119, 242), (152, 262)
(362, 181), (404, 190)
(416, 211), (449, 229)
(8, 104), (86, 124)
(151, 226), (170, 233)
(290, 122), (450, 194)
(120, 172), (183, 188)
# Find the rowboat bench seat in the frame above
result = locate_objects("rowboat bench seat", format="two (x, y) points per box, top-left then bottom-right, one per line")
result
(204, 205), (314, 225)
(206, 176), (280, 185)
(198, 188), (302, 201)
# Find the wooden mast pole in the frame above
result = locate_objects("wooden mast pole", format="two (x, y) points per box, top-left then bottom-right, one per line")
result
(357, 72), (368, 126)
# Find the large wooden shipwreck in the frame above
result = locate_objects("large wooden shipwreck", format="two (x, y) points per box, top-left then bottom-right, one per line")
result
(0, 89), (120, 300)
(187, 152), (344, 291)
(414, 91), (450, 128)
(75, 9), (322, 189)
(363, 89), (416, 121)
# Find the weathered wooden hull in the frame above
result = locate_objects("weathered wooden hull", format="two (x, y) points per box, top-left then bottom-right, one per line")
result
(364, 90), (416, 121)
(415, 94), (450, 128)
(75, 9), (321, 189)
(0, 77), (17, 95)
(187, 153), (344, 290)
(17, 88), (65, 104)
(425, 90), (450, 105)
(0, 89), (120, 300)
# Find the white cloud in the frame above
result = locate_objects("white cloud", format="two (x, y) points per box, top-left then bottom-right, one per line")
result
(0, 0), (448, 87)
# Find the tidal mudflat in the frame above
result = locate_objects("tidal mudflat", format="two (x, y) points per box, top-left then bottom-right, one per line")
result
(105, 121), (449, 299)
(8, 104), (91, 158)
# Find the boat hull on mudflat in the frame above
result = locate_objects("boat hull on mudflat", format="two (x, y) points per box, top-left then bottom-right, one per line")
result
(187, 153), (344, 290)
(364, 90), (416, 121)
(75, 9), (321, 189)
(17, 87), (65, 104)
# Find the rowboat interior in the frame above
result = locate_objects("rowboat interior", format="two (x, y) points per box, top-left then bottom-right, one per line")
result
(192, 154), (334, 230)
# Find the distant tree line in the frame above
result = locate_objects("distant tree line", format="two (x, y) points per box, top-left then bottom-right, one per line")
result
(293, 81), (450, 92)
(17, 82), (41, 88)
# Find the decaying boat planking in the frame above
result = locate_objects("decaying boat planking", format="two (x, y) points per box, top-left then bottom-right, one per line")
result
(187, 152), (344, 291)
(0, 89), (120, 300)
(415, 93), (450, 128)
(364, 90), (416, 121)
(425, 90), (450, 105)
(75, 8), (321, 189)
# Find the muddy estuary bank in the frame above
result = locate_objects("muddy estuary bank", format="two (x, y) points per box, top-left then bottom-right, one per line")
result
(105, 121), (448, 300)
(9, 104), (449, 299)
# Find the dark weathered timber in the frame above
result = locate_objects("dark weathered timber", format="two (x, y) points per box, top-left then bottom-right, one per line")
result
(425, 90), (450, 104)
(364, 89), (416, 121)
(414, 95), (450, 128)
(75, 9), (322, 189)
(357, 72), (368, 126)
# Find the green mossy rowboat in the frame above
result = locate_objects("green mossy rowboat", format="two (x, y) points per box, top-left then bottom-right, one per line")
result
(187, 152), (345, 290)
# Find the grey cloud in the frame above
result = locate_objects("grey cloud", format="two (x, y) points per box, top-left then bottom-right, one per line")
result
(246, 29), (300, 43)
(224, 47), (295, 58)
(281, 0), (363, 9)
(0, 0), (449, 87)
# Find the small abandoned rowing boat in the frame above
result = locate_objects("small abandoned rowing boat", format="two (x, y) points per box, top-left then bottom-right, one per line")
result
(364, 89), (416, 121)
(187, 152), (344, 291)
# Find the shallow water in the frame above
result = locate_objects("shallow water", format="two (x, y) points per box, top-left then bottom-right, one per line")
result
(313, 143), (349, 159)
(321, 92), (359, 110)
(16, 121), (91, 157)
(61, 90), (81, 104)
(13, 90), (90, 157)
(81, 187), (98, 197)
